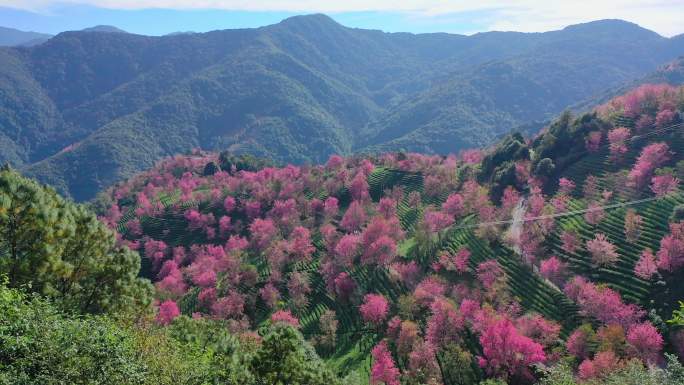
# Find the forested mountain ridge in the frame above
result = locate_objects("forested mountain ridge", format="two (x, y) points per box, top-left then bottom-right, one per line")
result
(1, 15), (684, 200)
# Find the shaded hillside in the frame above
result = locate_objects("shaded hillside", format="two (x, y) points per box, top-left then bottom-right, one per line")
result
(1, 16), (683, 199)
(572, 56), (684, 112)
(96, 84), (684, 384)
(360, 20), (684, 153)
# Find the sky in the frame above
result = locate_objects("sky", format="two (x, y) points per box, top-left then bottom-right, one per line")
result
(0, 0), (683, 37)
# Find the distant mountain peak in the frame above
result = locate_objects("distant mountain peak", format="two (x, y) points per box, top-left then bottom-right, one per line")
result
(81, 25), (127, 34)
(278, 13), (342, 28)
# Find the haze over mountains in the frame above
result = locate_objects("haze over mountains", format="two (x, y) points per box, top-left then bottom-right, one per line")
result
(1, 14), (684, 200)
(0, 26), (51, 46)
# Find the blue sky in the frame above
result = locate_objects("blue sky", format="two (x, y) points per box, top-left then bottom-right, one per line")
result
(0, 1), (682, 37)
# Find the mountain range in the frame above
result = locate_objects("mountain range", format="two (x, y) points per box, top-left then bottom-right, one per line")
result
(1, 14), (684, 200)
(0, 26), (51, 46)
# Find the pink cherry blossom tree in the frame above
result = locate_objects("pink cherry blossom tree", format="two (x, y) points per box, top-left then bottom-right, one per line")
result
(333, 272), (356, 301)
(287, 226), (314, 262)
(656, 222), (684, 272)
(477, 260), (504, 291)
(515, 313), (561, 348)
(426, 297), (464, 349)
(424, 210), (453, 234)
(340, 201), (367, 232)
(560, 229), (581, 254)
(626, 321), (663, 364)
(477, 316), (546, 381)
(564, 276), (645, 328)
(271, 309), (300, 328)
(287, 272), (311, 310)
(566, 326), (595, 360)
(586, 131), (602, 153)
(156, 300), (181, 325)
(360, 293), (390, 325)
(578, 351), (621, 381)
(349, 172), (370, 202)
(539, 256), (568, 286)
(629, 142), (671, 190)
(607, 127), (631, 163)
(334, 233), (361, 267)
(586, 233), (619, 266)
(558, 178), (576, 195)
(634, 248), (658, 280)
(624, 209), (643, 243)
(370, 341), (400, 385)
(323, 196), (339, 219)
(259, 282), (280, 309)
(651, 173), (680, 196)
(442, 193), (465, 218)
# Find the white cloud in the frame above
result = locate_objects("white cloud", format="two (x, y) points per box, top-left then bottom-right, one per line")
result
(2, 0), (683, 36)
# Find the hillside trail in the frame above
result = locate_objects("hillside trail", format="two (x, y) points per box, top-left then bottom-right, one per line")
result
(507, 197), (527, 257)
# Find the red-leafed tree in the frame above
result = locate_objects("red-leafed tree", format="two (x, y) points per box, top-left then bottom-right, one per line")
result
(377, 197), (397, 219)
(414, 276), (447, 306)
(396, 320), (420, 358)
(585, 202), (606, 226)
(453, 248), (471, 273)
(424, 210), (453, 234)
(333, 272), (356, 301)
(558, 178), (576, 195)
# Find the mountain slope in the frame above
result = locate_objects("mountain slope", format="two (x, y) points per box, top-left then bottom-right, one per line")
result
(1, 16), (684, 199)
(0, 26), (51, 46)
(360, 20), (684, 153)
(95, 83), (684, 384)
(571, 56), (684, 112)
